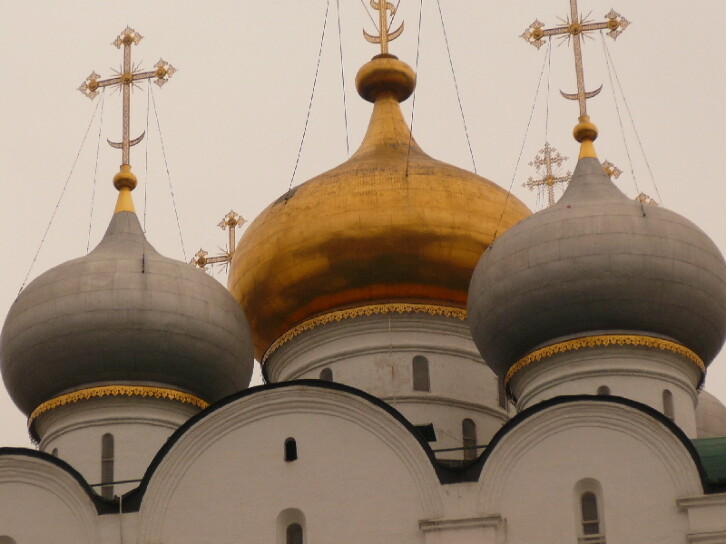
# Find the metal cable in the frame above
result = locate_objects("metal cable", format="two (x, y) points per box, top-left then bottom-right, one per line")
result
(143, 80), (152, 232)
(359, 0), (379, 31)
(86, 91), (106, 254)
(493, 39), (551, 240)
(545, 39), (552, 143)
(149, 85), (186, 260)
(336, 0), (350, 156)
(287, 0), (330, 194)
(389, 0), (403, 26)
(20, 97), (104, 293)
(601, 33), (663, 206)
(436, 0), (477, 174)
(404, 0), (424, 178)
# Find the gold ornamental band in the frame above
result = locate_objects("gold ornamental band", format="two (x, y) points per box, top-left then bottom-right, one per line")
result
(505, 334), (705, 389)
(29, 385), (209, 427)
(262, 303), (467, 363)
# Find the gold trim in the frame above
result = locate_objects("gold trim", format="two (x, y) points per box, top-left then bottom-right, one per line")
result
(263, 303), (467, 363)
(505, 334), (705, 392)
(29, 385), (209, 427)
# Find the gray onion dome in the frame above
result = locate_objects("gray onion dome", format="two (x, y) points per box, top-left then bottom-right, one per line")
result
(1, 211), (254, 416)
(468, 156), (726, 379)
(696, 390), (726, 438)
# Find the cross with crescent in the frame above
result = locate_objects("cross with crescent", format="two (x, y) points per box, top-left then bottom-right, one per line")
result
(363, 1), (404, 55)
(78, 27), (175, 168)
(191, 211), (246, 271)
(521, 1), (629, 118)
(524, 142), (572, 208)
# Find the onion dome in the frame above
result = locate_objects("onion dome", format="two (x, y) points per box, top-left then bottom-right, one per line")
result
(696, 390), (726, 438)
(229, 54), (531, 360)
(1, 180), (254, 418)
(468, 124), (726, 386)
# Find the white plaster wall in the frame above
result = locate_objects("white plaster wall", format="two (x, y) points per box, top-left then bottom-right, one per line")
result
(386, 398), (503, 459)
(0, 455), (100, 543)
(510, 346), (701, 437)
(479, 400), (706, 544)
(677, 493), (726, 541)
(137, 385), (445, 544)
(266, 313), (508, 451)
(34, 396), (199, 497)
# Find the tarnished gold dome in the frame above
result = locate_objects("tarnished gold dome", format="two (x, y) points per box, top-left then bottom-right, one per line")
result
(229, 55), (531, 360)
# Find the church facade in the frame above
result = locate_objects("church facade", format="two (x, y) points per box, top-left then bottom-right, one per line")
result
(1, 17), (726, 544)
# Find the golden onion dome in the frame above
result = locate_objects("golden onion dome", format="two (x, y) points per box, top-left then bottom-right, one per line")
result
(229, 54), (531, 360)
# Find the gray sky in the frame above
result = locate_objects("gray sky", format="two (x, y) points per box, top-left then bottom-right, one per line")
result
(1, 1), (724, 446)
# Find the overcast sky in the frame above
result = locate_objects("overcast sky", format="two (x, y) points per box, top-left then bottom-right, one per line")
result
(0, 1), (724, 446)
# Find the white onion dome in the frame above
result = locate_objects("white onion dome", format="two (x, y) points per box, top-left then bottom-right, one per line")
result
(1, 210), (254, 417)
(468, 154), (726, 381)
(696, 390), (726, 438)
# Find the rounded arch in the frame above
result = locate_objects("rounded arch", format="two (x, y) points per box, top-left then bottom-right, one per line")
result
(277, 508), (305, 544)
(478, 398), (705, 510)
(137, 382), (445, 542)
(0, 536), (16, 544)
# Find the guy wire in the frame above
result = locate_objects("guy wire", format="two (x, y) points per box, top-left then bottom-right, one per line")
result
(20, 96), (103, 294)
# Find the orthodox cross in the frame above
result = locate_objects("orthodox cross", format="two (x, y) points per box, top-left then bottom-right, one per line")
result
(524, 142), (572, 207)
(635, 193), (659, 206)
(521, 2), (629, 118)
(601, 160), (622, 180)
(191, 211), (246, 271)
(363, 1), (404, 55)
(78, 27), (175, 167)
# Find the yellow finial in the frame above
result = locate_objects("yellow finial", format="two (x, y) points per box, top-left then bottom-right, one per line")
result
(113, 164), (137, 213)
(573, 115), (598, 159)
(363, 1), (404, 56)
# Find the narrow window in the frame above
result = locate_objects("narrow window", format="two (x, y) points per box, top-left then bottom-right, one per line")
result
(663, 389), (675, 420)
(597, 385), (611, 396)
(319, 367), (333, 382)
(462, 418), (477, 460)
(51, 447), (59, 457)
(284, 437), (298, 462)
(412, 355), (430, 392)
(497, 377), (507, 408)
(286, 523), (303, 544)
(101, 433), (114, 500)
(580, 492), (601, 537)
(0, 536), (17, 544)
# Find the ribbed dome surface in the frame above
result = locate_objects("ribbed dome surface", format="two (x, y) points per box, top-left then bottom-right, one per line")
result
(468, 156), (726, 378)
(696, 390), (726, 438)
(1, 211), (254, 416)
(229, 89), (530, 360)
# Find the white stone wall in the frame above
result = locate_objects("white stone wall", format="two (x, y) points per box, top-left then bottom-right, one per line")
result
(265, 312), (507, 457)
(136, 385), (444, 544)
(509, 345), (701, 437)
(34, 396), (199, 497)
(478, 400), (705, 544)
(1, 390), (724, 544)
(0, 454), (100, 543)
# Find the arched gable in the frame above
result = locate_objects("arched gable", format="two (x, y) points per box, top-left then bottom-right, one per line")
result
(136, 381), (444, 543)
(477, 397), (704, 544)
(0, 449), (100, 543)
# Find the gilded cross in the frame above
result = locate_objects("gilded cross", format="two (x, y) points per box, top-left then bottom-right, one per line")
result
(191, 211), (246, 271)
(78, 27), (175, 167)
(524, 142), (572, 207)
(363, 1), (404, 55)
(601, 160), (622, 180)
(521, 2), (629, 117)
(635, 193), (659, 206)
